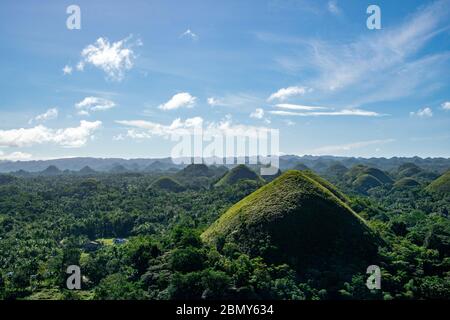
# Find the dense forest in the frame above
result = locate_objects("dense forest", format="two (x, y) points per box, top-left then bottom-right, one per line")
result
(0, 158), (449, 300)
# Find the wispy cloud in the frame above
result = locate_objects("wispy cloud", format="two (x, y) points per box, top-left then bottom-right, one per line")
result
(29, 108), (58, 124)
(310, 139), (395, 155)
(442, 101), (450, 110)
(275, 103), (328, 111)
(116, 116), (271, 140)
(269, 108), (383, 117)
(250, 108), (265, 119)
(0, 151), (33, 161)
(410, 107), (433, 118)
(75, 97), (116, 116)
(158, 92), (197, 111)
(180, 29), (199, 41)
(268, 86), (311, 102)
(0, 121), (101, 148)
(267, 0), (450, 106)
(327, 0), (341, 15)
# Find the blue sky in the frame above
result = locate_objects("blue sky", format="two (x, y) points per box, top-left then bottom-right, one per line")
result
(0, 0), (449, 160)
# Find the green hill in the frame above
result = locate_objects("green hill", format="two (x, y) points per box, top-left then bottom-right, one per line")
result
(345, 165), (393, 193)
(397, 163), (422, 178)
(325, 163), (348, 177)
(151, 177), (185, 192)
(215, 165), (264, 187)
(394, 177), (420, 189)
(176, 164), (214, 178)
(40, 165), (61, 176)
(202, 171), (380, 274)
(426, 171), (450, 194)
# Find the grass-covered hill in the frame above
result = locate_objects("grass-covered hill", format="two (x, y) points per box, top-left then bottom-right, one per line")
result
(150, 177), (185, 192)
(215, 165), (264, 187)
(345, 165), (393, 193)
(202, 170), (380, 276)
(394, 177), (420, 189)
(426, 170), (450, 194)
(176, 164), (215, 178)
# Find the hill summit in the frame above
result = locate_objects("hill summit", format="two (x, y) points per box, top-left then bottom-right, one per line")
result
(202, 170), (380, 275)
(215, 165), (264, 187)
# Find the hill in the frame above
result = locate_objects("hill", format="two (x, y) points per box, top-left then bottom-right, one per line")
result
(426, 171), (450, 194)
(394, 177), (420, 189)
(176, 164), (215, 178)
(202, 171), (380, 275)
(79, 166), (97, 175)
(40, 165), (61, 176)
(215, 165), (264, 187)
(151, 177), (185, 192)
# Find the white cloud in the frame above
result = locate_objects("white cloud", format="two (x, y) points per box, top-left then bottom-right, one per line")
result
(327, 0), (341, 15)
(180, 29), (199, 41)
(75, 97), (116, 116)
(441, 101), (450, 110)
(79, 35), (140, 81)
(268, 86), (311, 101)
(269, 108), (382, 117)
(410, 107), (433, 118)
(207, 94), (262, 109)
(29, 108), (58, 124)
(63, 65), (73, 75)
(207, 97), (221, 106)
(275, 103), (328, 111)
(250, 108), (265, 119)
(0, 121), (101, 148)
(116, 116), (271, 140)
(158, 92), (196, 110)
(284, 119), (296, 126)
(311, 139), (395, 155)
(0, 151), (33, 161)
(76, 61), (85, 71)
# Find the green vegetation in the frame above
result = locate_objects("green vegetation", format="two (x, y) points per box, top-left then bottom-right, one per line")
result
(0, 159), (449, 300)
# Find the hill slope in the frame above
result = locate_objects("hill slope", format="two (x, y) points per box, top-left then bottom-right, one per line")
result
(151, 177), (185, 192)
(426, 171), (450, 194)
(202, 171), (380, 274)
(215, 165), (264, 187)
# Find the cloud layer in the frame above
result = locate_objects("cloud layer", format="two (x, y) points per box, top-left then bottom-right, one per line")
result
(0, 121), (101, 148)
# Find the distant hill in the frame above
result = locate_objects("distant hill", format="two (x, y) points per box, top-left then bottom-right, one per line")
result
(79, 166), (97, 175)
(0, 156), (449, 174)
(394, 177), (420, 189)
(151, 177), (185, 192)
(293, 163), (310, 171)
(397, 163), (422, 178)
(109, 164), (128, 173)
(215, 165), (264, 187)
(426, 171), (450, 194)
(324, 163), (348, 178)
(345, 165), (393, 193)
(176, 164), (215, 178)
(202, 171), (380, 275)
(40, 165), (61, 176)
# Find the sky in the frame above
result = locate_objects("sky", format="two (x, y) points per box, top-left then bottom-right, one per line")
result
(0, 0), (449, 161)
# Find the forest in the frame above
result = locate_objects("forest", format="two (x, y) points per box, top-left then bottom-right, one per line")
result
(0, 158), (449, 300)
